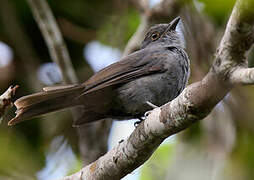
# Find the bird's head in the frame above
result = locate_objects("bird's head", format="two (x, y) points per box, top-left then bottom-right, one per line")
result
(141, 17), (183, 49)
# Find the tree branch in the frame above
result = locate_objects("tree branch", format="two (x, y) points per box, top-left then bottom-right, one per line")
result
(59, 0), (254, 179)
(122, 15), (149, 56)
(0, 85), (19, 121)
(26, 0), (111, 165)
(230, 67), (254, 84)
(26, 0), (77, 84)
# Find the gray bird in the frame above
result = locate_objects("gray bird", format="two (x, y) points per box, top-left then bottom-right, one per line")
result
(8, 17), (190, 126)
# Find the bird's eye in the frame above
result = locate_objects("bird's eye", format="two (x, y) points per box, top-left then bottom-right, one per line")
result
(151, 32), (160, 41)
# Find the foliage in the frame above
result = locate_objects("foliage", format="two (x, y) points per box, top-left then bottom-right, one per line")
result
(140, 143), (174, 180)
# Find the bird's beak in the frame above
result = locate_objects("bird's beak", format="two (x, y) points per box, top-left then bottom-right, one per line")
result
(160, 16), (181, 39)
(168, 16), (181, 31)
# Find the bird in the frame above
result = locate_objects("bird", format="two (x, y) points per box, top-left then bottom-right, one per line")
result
(8, 17), (190, 126)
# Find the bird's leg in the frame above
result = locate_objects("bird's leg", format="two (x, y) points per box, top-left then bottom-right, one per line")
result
(144, 101), (158, 117)
(144, 110), (152, 117)
(134, 101), (159, 127)
(146, 101), (158, 109)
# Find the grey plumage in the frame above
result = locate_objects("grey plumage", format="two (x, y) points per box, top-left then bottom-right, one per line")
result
(9, 17), (190, 126)
(114, 46), (190, 119)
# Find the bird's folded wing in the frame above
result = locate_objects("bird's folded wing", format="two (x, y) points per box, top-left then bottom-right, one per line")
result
(82, 47), (167, 95)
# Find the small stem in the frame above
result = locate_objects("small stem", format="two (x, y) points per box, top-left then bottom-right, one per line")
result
(26, 0), (78, 84)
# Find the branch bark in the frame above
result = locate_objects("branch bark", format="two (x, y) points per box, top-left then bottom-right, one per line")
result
(0, 85), (19, 121)
(230, 67), (254, 84)
(59, 0), (254, 179)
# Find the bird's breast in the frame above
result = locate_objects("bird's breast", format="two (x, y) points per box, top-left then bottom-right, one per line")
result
(112, 47), (190, 118)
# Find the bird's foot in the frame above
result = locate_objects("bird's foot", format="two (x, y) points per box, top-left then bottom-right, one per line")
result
(134, 117), (143, 127)
(134, 102), (158, 127)
(144, 110), (153, 117)
(134, 110), (154, 127)
(118, 139), (124, 143)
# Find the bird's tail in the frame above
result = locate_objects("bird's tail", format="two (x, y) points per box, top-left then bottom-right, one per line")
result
(8, 84), (84, 126)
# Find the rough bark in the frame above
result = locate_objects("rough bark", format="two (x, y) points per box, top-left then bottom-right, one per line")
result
(59, 0), (254, 179)
(165, 6), (236, 180)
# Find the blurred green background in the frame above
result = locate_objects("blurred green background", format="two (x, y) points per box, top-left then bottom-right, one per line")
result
(1, 0), (254, 180)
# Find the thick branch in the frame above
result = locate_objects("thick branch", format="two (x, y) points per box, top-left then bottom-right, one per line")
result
(230, 67), (254, 84)
(213, 0), (254, 76)
(60, 74), (230, 180)
(60, 0), (254, 179)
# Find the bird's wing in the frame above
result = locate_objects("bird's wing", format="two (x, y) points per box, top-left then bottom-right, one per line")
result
(82, 47), (167, 94)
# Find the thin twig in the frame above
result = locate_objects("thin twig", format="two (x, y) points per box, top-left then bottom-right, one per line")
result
(26, 0), (78, 84)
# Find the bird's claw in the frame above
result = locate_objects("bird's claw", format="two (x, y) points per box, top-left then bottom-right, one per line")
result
(134, 110), (153, 127)
(118, 139), (124, 143)
(134, 102), (157, 127)
(144, 110), (152, 117)
(134, 119), (142, 127)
